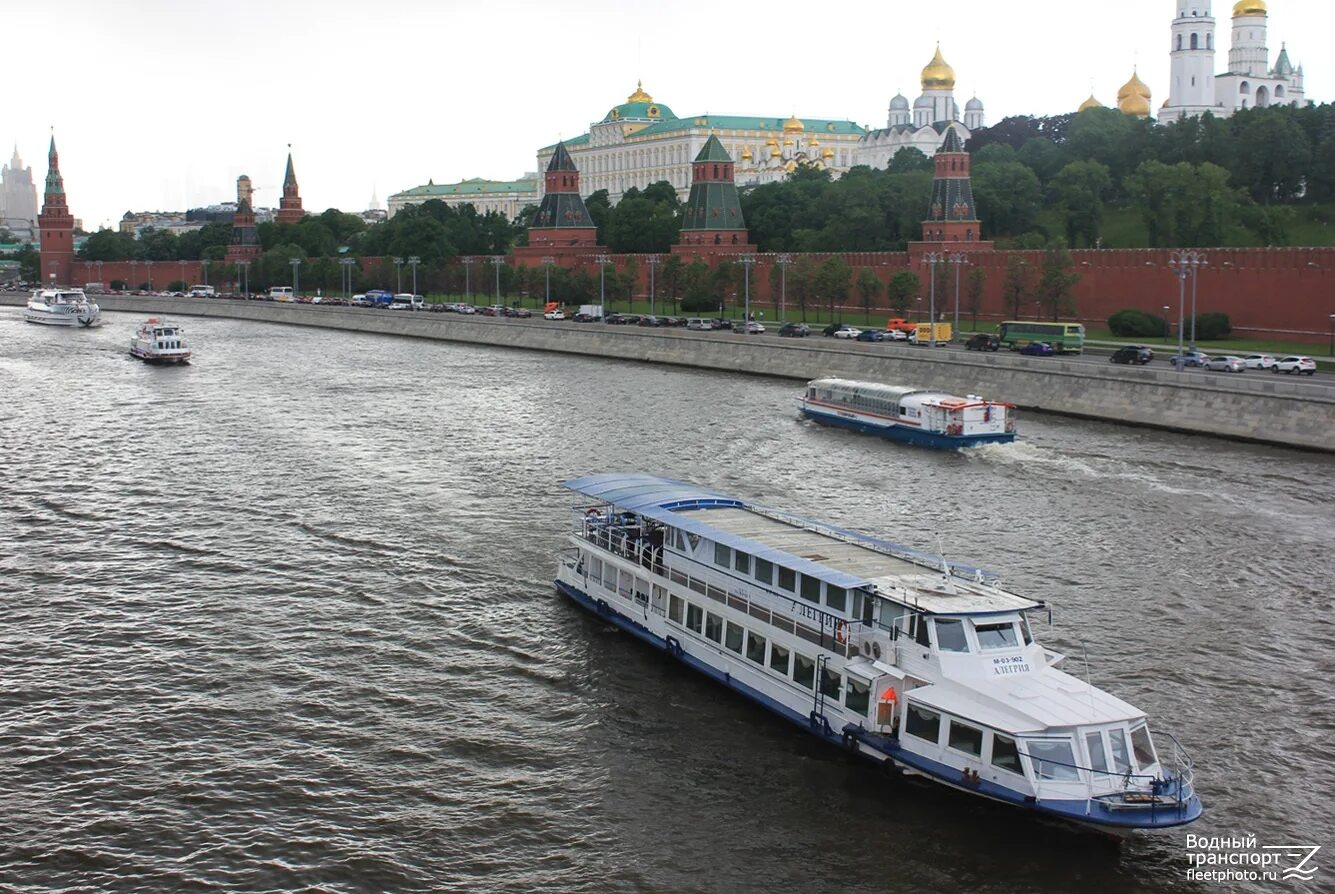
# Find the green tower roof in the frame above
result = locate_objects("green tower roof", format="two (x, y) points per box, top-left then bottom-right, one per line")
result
(693, 134), (732, 163)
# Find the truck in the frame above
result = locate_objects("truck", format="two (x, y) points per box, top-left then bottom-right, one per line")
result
(576, 304), (604, 320)
(913, 322), (953, 344)
(365, 289), (394, 307)
(884, 317), (918, 335)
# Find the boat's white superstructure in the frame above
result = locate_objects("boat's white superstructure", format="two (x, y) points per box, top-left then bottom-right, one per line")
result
(23, 288), (101, 327)
(129, 318), (191, 364)
(799, 378), (1016, 448)
(555, 474), (1200, 835)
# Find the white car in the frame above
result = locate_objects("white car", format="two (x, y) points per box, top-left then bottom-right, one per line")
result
(1242, 353), (1275, 370)
(884, 328), (910, 341)
(1204, 355), (1245, 373)
(544, 310), (566, 320)
(736, 321), (765, 334)
(1273, 356), (1317, 376)
(832, 327), (862, 340)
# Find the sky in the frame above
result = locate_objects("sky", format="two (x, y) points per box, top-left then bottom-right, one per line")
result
(7, 0), (1331, 230)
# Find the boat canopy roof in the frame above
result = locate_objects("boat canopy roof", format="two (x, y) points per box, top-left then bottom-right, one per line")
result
(908, 668), (1145, 734)
(564, 474), (1041, 613)
(809, 378), (922, 402)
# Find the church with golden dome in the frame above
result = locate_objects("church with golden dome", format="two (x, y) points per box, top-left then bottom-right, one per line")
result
(1157, 0), (1308, 124)
(853, 45), (986, 169)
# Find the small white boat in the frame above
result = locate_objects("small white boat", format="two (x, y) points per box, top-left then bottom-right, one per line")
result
(799, 378), (1016, 449)
(129, 318), (191, 364)
(24, 288), (101, 327)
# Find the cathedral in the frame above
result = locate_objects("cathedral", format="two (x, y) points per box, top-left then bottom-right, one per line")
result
(1158, 0), (1308, 124)
(1, 145), (38, 238)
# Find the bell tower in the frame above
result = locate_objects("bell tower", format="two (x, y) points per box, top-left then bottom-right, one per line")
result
(38, 136), (75, 287)
(1162, 3), (1217, 124)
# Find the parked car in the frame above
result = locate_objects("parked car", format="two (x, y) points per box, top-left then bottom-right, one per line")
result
(823, 322), (851, 337)
(1273, 355), (1317, 375)
(1204, 355), (1246, 372)
(778, 322), (811, 338)
(832, 327), (863, 340)
(1243, 353), (1276, 370)
(686, 317), (709, 330)
(736, 321), (766, 334)
(1019, 341), (1056, 356)
(965, 333), (1000, 352)
(543, 309), (566, 320)
(1110, 344), (1154, 365)
(855, 329), (885, 342)
(1168, 351), (1210, 368)
(885, 328), (912, 342)
(511, 308), (532, 318)
(571, 312), (597, 323)
(604, 313), (627, 325)
(638, 315), (664, 327)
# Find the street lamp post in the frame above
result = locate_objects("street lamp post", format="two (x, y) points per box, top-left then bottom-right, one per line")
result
(923, 251), (942, 347)
(290, 257), (301, 298)
(776, 253), (792, 322)
(1329, 313), (1335, 357)
(201, 259), (210, 287)
(491, 256), (504, 303)
(462, 256), (475, 301)
(1162, 305), (1171, 344)
(1168, 251), (1203, 372)
(392, 257), (403, 293)
(95, 259), (103, 288)
(146, 262), (153, 292)
(596, 254), (611, 311)
(646, 255), (660, 316)
(239, 260), (250, 299)
(408, 256), (420, 297)
(1189, 252), (1206, 349)
(129, 259), (138, 290)
(179, 259), (186, 291)
(948, 252), (969, 338)
(738, 254), (756, 330)
(340, 257), (356, 298)
(541, 256), (555, 304)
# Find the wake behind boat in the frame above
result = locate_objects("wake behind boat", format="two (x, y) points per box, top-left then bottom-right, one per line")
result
(24, 288), (101, 327)
(799, 377), (1015, 448)
(555, 474), (1201, 836)
(129, 318), (191, 364)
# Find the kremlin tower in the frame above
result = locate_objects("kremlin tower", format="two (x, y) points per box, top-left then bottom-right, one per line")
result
(275, 152), (304, 225)
(673, 135), (753, 257)
(522, 141), (600, 252)
(225, 174), (261, 264)
(918, 124), (988, 250)
(37, 136), (75, 287)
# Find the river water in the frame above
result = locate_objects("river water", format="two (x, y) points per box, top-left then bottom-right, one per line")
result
(1, 310), (1332, 894)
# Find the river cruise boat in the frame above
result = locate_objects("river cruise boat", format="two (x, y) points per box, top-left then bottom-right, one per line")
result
(556, 474), (1201, 836)
(129, 318), (191, 364)
(23, 288), (101, 327)
(799, 378), (1015, 449)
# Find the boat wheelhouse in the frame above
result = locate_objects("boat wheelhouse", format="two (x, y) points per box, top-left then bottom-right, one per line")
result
(23, 288), (101, 327)
(555, 474), (1200, 835)
(799, 378), (1015, 449)
(129, 318), (191, 364)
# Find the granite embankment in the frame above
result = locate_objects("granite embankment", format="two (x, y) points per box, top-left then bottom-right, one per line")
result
(8, 294), (1332, 451)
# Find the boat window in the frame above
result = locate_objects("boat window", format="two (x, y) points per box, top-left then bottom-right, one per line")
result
(754, 558), (774, 585)
(746, 631), (766, 664)
(669, 594), (683, 624)
(904, 703), (941, 744)
(1020, 615), (1034, 645)
(714, 543), (730, 567)
(1108, 728), (1132, 773)
(769, 643), (790, 675)
(778, 567), (796, 592)
(933, 619), (969, 652)
(975, 621), (1019, 650)
(617, 570), (633, 599)
(800, 575), (820, 604)
(734, 550), (751, 574)
(820, 666), (841, 699)
(949, 721), (983, 756)
(914, 614), (931, 647)
(589, 558), (602, 585)
(825, 585), (847, 613)
(705, 612), (723, 643)
(991, 734), (1023, 775)
(1086, 731), (1109, 774)
(794, 653), (815, 689)
(845, 678), (870, 715)
(1130, 724), (1157, 770)
(725, 621), (745, 654)
(686, 604), (703, 634)
(1024, 738), (1080, 781)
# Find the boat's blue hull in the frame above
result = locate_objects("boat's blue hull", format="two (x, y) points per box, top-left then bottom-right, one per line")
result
(802, 405), (1015, 449)
(556, 577), (1200, 833)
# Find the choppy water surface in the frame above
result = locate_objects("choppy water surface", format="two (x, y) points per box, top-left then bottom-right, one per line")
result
(1, 310), (1332, 894)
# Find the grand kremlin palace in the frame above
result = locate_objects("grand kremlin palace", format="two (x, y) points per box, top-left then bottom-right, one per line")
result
(388, 47), (984, 218)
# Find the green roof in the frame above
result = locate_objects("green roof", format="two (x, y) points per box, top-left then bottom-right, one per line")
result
(629, 115), (866, 139)
(539, 134), (591, 153)
(694, 135), (733, 163)
(392, 177), (538, 199)
(602, 101), (678, 123)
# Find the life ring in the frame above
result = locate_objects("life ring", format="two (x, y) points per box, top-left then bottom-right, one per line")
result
(834, 621), (848, 645)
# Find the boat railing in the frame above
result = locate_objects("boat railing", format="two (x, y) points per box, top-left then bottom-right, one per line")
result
(1015, 742), (1195, 820)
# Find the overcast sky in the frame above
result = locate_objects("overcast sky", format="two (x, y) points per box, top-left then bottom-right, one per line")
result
(8, 0), (1330, 230)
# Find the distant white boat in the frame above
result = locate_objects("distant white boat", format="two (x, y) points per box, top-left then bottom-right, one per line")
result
(129, 318), (191, 364)
(799, 378), (1016, 449)
(24, 288), (101, 327)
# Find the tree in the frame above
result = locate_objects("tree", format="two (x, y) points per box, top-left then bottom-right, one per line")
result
(1002, 255), (1031, 320)
(965, 266), (987, 329)
(790, 255), (820, 320)
(681, 259), (716, 312)
(1035, 243), (1081, 321)
(621, 255), (639, 305)
(972, 162), (1043, 238)
(660, 254), (684, 313)
(1050, 160), (1112, 248)
(1125, 160), (1236, 247)
(855, 267), (884, 323)
(887, 270), (919, 318)
(816, 256), (852, 321)
(79, 229), (139, 261)
(711, 260), (738, 316)
(888, 147), (933, 174)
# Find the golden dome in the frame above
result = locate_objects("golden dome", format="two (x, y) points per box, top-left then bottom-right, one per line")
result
(1119, 91), (1151, 117)
(921, 45), (956, 91)
(1117, 69), (1151, 101)
(821, 147), (834, 159)
(783, 137), (794, 147)
(809, 137), (820, 147)
(769, 145), (782, 158)
(740, 147), (753, 160)
(1233, 0), (1267, 16)
(766, 136), (778, 146)
(1078, 94), (1104, 112)
(626, 80), (653, 103)
(782, 114), (805, 133)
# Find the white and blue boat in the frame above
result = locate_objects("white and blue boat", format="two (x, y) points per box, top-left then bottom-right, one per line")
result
(555, 474), (1201, 836)
(799, 378), (1016, 448)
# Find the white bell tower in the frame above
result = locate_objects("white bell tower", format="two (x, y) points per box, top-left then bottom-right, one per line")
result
(1162, 2), (1217, 124)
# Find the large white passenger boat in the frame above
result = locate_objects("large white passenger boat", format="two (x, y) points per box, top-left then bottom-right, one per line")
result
(556, 474), (1201, 835)
(24, 288), (101, 327)
(800, 378), (1015, 448)
(129, 318), (191, 364)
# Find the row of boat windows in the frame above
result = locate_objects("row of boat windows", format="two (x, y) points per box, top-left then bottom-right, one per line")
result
(812, 388), (908, 418)
(910, 615), (1032, 653)
(904, 704), (1158, 781)
(668, 593), (873, 715)
(705, 539), (855, 615)
(155, 340), (183, 349)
